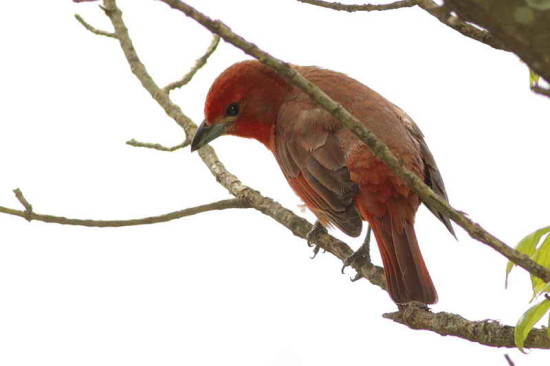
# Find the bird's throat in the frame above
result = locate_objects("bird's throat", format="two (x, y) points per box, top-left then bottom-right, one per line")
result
(230, 120), (275, 149)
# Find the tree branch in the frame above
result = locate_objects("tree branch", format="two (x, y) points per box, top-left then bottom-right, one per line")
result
(384, 305), (550, 349)
(297, 0), (505, 50)
(88, 0), (550, 348)
(74, 14), (116, 38)
(444, 0), (550, 84)
(6, 196), (249, 228)
(413, 0), (505, 50)
(13, 188), (33, 221)
(159, 0), (550, 285)
(297, 0), (415, 12)
(1, 193), (248, 227)
(299, 0), (550, 97)
(163, 35), (220, 93)
(126, 138), (189, 152)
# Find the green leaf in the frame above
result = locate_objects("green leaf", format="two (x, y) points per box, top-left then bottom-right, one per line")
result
(530, 235), (550, 298)
(515, 299), (550, 352)
(529, 69), (541, 88)
(506, 226), (550, 287)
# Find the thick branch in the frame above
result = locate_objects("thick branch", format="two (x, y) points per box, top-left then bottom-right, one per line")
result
(159, 0), (550, 284)
(163, 35), (220, 93)
(1, 195), (247, 227)
(297, 0), (415, 12)
(384, 306), (550, 349)
(93, 0), (550, 348)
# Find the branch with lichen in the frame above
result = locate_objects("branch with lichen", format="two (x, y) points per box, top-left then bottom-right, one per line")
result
(63, 0), (548, 348)
(384, 305), (550, 348)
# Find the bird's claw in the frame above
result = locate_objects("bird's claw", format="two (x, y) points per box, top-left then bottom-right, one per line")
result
(306, 221), (327, 259)
(341, 246), (369, 274)
(341, 226), (372, 276)
(310, 245), (322, 259)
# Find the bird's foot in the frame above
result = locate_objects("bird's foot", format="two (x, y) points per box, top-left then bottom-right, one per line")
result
(306, 221), (327, 259)
(341, 226), (372, 281)
(341, 245), (370, 281)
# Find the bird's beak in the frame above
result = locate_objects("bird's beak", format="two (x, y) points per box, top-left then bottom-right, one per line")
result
(190, 120), (227, 152)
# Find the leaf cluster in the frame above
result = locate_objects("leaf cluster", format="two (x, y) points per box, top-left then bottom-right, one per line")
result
(507, 226), (550, 351)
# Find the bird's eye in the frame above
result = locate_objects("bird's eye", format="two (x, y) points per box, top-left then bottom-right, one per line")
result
(226, 102), (239, 117)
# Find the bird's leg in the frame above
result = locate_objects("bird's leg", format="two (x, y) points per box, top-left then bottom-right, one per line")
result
(341, 225), (372, 281)
(306, 220), (327, 259)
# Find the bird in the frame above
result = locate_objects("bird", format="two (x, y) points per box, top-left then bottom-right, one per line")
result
(191, 60), (454, 305)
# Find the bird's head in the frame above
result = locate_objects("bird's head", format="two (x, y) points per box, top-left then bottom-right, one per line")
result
(191, 60), (291, 151)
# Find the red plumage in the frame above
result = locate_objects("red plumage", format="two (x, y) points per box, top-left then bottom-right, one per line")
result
(195, 60), (454, 305)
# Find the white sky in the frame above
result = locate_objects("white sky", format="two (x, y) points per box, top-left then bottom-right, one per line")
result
(0, 0), (549, 365)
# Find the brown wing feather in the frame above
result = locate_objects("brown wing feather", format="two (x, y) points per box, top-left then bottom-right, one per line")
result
(275, 101), (362, 237)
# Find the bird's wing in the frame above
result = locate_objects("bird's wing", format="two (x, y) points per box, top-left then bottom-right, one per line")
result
(393, 105), (456, 237)
(275, 99), (363, 237)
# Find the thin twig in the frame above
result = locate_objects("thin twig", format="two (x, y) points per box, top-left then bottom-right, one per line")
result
(504, 354), (515, 366)
(13, 188), (33, 221)
(126, 138), (189, 152)
(297, 0), (504, 50)
(413, 0), (505, 50)
(159, 0), (550, 284)
(444, 0), (550, 84)
(297, 0), (415, 12)
(74, 14), (116, 38)
(98, 0), (550, 348)
(0, 198), (248, 227)
(163, 35), (220, 93)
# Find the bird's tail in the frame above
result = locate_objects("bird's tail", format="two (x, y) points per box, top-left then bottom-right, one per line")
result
(371, 214), (437, 305)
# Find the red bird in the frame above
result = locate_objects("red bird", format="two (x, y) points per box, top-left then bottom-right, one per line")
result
(191, 60), (454, 304)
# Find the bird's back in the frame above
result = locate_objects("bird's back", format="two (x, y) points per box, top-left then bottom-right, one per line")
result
(293, 66), (424, 166)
